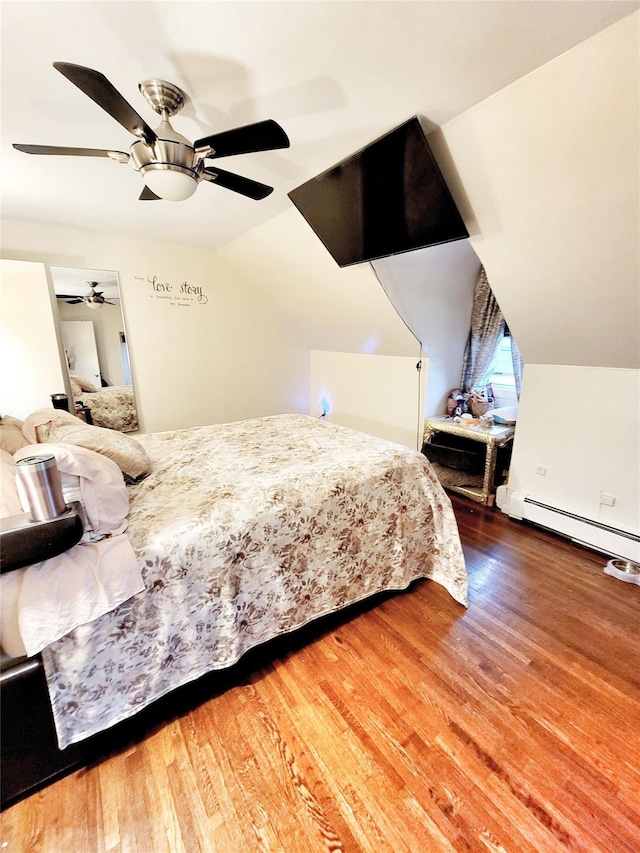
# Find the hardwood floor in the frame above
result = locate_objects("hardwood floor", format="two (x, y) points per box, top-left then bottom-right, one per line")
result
(2, 496), (639, 852)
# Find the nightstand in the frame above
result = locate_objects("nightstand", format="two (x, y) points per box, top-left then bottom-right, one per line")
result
(422, 416), (515, 506)
(74, 404), (93, 425)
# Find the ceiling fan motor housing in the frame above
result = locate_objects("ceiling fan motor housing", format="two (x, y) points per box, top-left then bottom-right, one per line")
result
(130, 138), (200, 177)
(129, 119), (202, 200)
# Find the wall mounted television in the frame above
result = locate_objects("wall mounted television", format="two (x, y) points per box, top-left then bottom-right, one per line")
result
(288, 117), (469, 268)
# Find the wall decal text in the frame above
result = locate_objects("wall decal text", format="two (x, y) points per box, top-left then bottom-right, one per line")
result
(136, 274), (209, 307)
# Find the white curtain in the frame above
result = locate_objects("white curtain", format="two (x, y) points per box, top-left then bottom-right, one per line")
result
(460, 267), (522, 397)
(510, 335), (524, 397)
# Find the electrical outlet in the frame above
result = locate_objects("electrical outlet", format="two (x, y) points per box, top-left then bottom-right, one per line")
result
(600, 492), (616, 506)
(535, 465), (547, 476)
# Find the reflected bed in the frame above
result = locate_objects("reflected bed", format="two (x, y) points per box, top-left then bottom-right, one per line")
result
(75, 385), (138, 432)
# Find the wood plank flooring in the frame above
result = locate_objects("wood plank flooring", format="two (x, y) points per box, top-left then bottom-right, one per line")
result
(2, 496), (639, 852)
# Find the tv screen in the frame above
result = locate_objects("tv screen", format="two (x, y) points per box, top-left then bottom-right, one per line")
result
(288, 117), (469, 268)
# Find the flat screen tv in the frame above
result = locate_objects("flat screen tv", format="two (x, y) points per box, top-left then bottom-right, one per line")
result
(288, 117), (469, 268)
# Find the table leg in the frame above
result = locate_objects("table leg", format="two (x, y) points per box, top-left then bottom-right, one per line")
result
(482, 442), (498, 505)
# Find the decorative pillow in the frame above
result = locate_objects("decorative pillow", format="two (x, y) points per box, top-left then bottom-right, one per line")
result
(42, 421), (151, 481)
(22, 407), (82, 444)
(70, 376), (98, 393)
(69, 378), (83, 397)
(0, 415), (30, 454)
(0, 448), (23, 517)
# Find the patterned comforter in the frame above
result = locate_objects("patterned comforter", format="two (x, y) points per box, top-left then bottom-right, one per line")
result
(78, 385), (138, 432)
(41, 414), (467, 748)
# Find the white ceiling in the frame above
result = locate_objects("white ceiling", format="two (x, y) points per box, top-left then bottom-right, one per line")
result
(2, 1), (637, 253)
(49, 266), (120, 299)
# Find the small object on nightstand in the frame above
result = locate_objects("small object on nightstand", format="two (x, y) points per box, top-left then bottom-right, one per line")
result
(50, 393), (69, 412)
(15, 455), (66, 521)
(74, 403), (93, 425)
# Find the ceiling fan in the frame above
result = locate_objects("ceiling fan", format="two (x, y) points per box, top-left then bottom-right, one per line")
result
(57, 283), (116, 310)
(13, 62), (290, 202)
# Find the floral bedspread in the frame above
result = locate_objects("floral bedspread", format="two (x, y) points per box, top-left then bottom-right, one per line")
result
(41, 415), (467, 748)
(79, 386), (138, 432)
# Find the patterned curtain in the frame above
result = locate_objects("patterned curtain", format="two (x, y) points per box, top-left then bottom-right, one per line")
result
(460, 267), (505, 392)
(459, 267), (523, 398)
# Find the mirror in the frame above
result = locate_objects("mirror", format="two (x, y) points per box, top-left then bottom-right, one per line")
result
(49, 267), (139, 432)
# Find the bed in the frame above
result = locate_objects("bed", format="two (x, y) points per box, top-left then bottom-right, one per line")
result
(72, 381), (138, 432)
(1, 413), (467, 800)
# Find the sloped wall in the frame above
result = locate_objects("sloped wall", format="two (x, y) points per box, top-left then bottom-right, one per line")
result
(430, 12), (639, 369)
(212, 207), (419, 358)
(372, 240), (481, 416)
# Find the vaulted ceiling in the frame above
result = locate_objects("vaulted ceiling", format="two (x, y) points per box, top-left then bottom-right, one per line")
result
(2, 0), (637, 252)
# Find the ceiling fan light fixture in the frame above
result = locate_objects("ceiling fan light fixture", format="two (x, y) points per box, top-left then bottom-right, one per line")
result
(141, 164), (198, 201)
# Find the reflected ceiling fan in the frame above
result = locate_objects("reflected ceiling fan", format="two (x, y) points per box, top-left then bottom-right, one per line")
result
(13, 62), (290, 202)
(57, 282), (116, 310)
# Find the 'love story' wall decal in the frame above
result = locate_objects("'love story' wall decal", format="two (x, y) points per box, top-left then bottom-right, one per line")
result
(135, 274), (209, 307)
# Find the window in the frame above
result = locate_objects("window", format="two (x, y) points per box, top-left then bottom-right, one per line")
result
(490, 335), (517, 406)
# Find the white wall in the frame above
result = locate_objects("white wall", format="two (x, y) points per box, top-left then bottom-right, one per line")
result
(505, 365), (639, 554)
(1, 220), (310, 433)
(430, 12), (639, 370)
(310, 351), (426, 449)
(0, 260), (67, 418)
(214, 208), (419, 358)
(1, 209), (420, 433)
(372, 240), (480, 416)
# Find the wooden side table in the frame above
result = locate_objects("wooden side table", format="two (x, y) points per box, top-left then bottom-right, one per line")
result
(423, 416), (515, 506)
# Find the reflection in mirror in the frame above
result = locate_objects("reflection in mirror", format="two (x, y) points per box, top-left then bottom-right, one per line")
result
(49, 267), (139, 432)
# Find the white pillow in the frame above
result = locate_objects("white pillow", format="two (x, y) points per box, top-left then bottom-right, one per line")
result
(0, 415), (30, 454)
(70, 375), (98, 393)
(14, 443), (130, 536)
(1, 448), (23, 518)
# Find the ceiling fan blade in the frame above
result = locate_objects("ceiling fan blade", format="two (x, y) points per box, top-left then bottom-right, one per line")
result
(203, 167), (273, 200)
(53, 62), (157, 144)
(139, 186), (161, 200)
(195, 120), (289, 158)
(65, 298), (84, 304)
(13, 143), (127, 158)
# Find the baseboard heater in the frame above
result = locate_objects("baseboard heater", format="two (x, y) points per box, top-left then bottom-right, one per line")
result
(505, 491), (640, 563)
